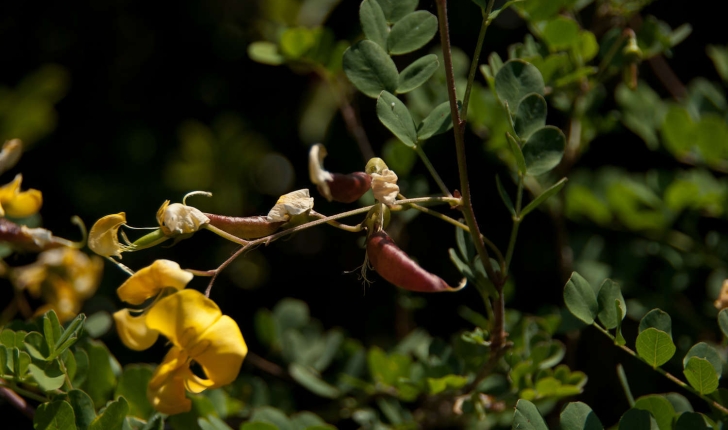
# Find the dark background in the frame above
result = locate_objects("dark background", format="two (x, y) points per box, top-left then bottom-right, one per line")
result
(1, 0), (724, 426)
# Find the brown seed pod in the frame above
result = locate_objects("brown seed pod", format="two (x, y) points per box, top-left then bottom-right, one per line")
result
(205, 214), (284, 239)
(366, 230), (465, 293)
(0, 218), (65, 253)
(324, 172), (372, 203)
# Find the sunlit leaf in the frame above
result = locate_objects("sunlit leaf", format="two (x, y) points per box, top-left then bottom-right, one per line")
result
(682, 342), (722, 379)
(636, 328), (675, 368)
(683, 357), (719, 395)
(597, 279), (626, 329)
(633, 395), (676, 430)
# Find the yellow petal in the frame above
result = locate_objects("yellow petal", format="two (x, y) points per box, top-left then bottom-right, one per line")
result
(188, 315), (247, 388)
(0, 174), (22, 202)
(147, 347), (192, 415)
(113, 309), (159, 351)
(182, 367), (216, 394)
(4, 188), (42, 218)
(116, 259), (193, 305)
(145, 289), (222, 347)
(88, 213), (127, 258)
(266, 189), (314, 222)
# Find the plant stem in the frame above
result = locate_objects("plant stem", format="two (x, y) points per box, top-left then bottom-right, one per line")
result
(0, 385), (35, 419)
(504, 175), (524, 271)
(592, 323), (728, 415)
(461, 0), (495, 122)
(203, 224), (250, 246)
(414, 145), (452, 197)
(435, 0), (498, 288)
(2, 382), (48, 403)
(310, 211), (363, 232)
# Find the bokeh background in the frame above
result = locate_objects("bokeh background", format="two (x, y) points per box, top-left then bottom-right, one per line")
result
(1, 0), (726, 426)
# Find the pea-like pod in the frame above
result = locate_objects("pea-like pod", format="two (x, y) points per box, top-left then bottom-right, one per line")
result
(324, 172), (372, 203)
(204, 214), (284, 239)
(366, 230), (465, 293)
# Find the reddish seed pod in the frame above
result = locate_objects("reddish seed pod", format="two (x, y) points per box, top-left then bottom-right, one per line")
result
(205, 214), (284, 239)
(0, 218), (63, 252)
(366, 230), (465, 293)
(324, 172), (372, 203)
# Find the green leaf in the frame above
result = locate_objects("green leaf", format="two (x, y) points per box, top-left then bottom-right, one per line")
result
(199, 415), (234, 430)
(254, 309), (277, 349)
(560, 401), (603, 430)
(84, 312), (111, 339)
(280, 27), (317, 59)
(360, 0), (389, 49)
(249, 407), (293, 430)
(72, 349), (89, 387)
(376, 91), (417, 147)
(619, 409), (659, 430)
(343, 40), (399, 98)
(674, 412), (711, 430)
(639, 309), (672, 337)
(387, 11), (438, 55)
(416, 101), (452, 140)
(398, 54), (439, 94)
(382, 138), (417, 175)
(563, 272), (598, 324)
(289, 363), (340, 398)
(521, 177), (568, 218)
(683, 357), (719, 395)
(512, 399), (548, 430)
(25, 331), (50, 361)
(34, 400), (76, 430)
(55, 314), (86, 354)
(368, 346), (411, 386)
(43, 310), (61, 355)
(522, 126), (566, 176)
(89, 397), (129, 430)
(426, 374), (468, 395)
(16, 348), (31, 380)
(29, 360), (66, 392)
(495, 60), (545, 113)
(114, 365), (154, 419)
(514, 93), (547, 140)
(240, 423), (278, 430)
(682, 342), (722, 379)
(596, 279), (626, 329)
(67, 389), (97, 430)
(542, 17), (580, 51)
(376, 0), (418, 23)
(290, 411), (329, 429)
(248, 42), (284, 66)
(496, 175), (516, 216)
(663, 393), (693, 414)
(718, 309), (728, 338)
(707, 45), (728, 83)
(636, 328), (676, 368)
(633, 395), (676, 430)
(506, 133), (527, 176)
(80, 340), (119, 408)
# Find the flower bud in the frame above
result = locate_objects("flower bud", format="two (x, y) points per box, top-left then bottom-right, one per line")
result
(365, 157), (388, 175)
(0, 139), (23, 175)
(156, 201), (210, 236)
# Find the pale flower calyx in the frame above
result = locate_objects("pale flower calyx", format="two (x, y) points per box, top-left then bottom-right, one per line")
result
(370, 169), (399, 206)
(156, 201), (210, 236)
(267, 189), (314, 222)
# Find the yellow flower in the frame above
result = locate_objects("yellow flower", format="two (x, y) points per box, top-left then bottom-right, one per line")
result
(114, 289), (247, 415)
(10, 247), (104, 322)
(116, 259), (193, 305)
(0, 173), (42, 218)
(88, 213), (129, 258)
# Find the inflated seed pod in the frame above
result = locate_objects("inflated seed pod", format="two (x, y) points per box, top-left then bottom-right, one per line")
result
(366, 230), (465, 293)
(309, 143), (371, 203)
(204, 214), (284, 239)
(324, 172), (372, 203)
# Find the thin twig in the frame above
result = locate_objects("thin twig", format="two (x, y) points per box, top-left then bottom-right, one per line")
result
(245, 352), (290, 380)
(309, 211), (363, 232)
(0, 385), (35, 419)
(461, 0), (495, 121)
(414, 146), (452, 197)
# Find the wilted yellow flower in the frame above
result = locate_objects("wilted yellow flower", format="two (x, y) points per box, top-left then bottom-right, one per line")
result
(370, 169), (399, 206)
(11, 247), (103, 322)
(0, 173), (42, 218)
(114, 289), (247, 415)
(156, 200), (209, 237)
(116, 259), (193, 305)
(88, 213), (129, 258)
(266, 189), (314, 222)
